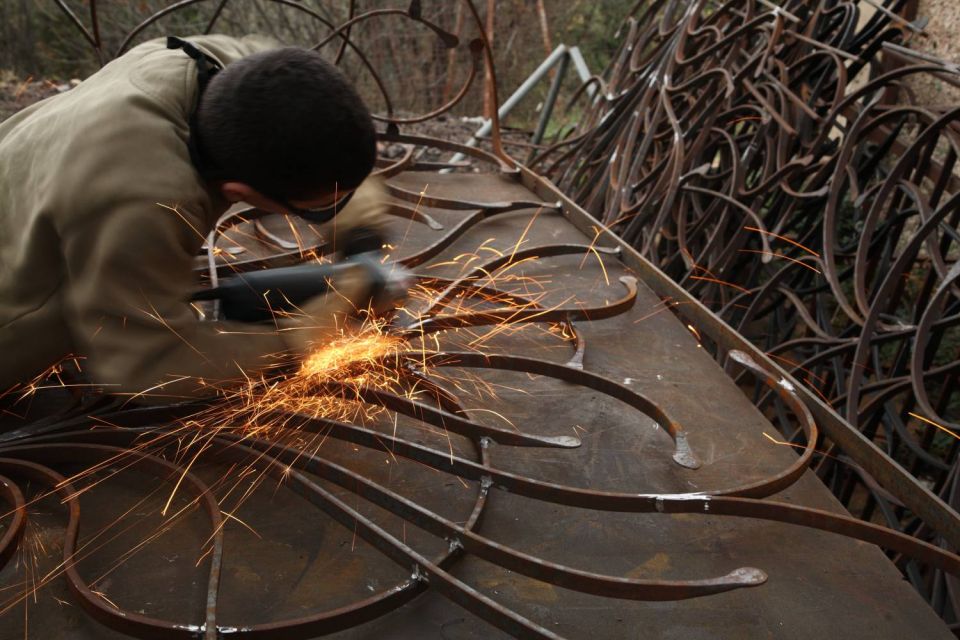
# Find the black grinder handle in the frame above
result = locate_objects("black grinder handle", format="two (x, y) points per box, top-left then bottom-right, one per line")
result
(191, 227), (387, 323)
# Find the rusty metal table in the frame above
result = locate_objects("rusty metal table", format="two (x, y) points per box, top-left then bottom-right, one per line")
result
(0, 168), (950, 639)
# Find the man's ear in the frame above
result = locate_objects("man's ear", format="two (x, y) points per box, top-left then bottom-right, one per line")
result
(218, 182), (286, 215)
(219, 181), (259, 204)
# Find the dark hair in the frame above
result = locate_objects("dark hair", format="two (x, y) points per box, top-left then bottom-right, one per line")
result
(195, 47), (376, 200)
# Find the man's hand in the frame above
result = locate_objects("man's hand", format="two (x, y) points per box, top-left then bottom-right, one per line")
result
(280, 175), (410, 353)
(279, 263), (370, 353)
(319, 177), (390, 249)
(357, 257), (413, 316)
(278, 259), (411, 353)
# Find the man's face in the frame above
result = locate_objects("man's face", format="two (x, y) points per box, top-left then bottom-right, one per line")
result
(218, 181), (356, 225)
(279, 188), (356, 224)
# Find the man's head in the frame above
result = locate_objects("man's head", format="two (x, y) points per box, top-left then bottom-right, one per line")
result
(195, 47), (376, 218)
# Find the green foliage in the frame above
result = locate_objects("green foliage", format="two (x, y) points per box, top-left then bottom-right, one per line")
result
(557, 0), (634, 73)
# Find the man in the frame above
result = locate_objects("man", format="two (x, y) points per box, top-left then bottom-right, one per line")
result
(0, 34), (393, 401)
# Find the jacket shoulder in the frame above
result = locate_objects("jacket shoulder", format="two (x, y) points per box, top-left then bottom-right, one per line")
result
(188, 34), (282, 62)
(55, 51), (213, 231)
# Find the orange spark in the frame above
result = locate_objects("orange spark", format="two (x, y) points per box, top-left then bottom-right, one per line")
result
(908, 412), (960, 440)
(737, 249), (821, 273)
(743, 226), (820, 257)
(689, 275), (752, 294)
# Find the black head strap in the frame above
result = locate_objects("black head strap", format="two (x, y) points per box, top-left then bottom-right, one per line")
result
(167, 36), (223, 176)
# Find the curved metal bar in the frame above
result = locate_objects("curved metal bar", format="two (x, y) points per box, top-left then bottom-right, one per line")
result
(225, 435), (767, 601)
(312, 7), (458, 52)
(405, 275), (639, 335)
(0, 447), (224, 640)
(203, 0), (230, 35)
(332, 0), (356, 65)
(378, 132), (520, 175)
(402, 348), (698, 469)
(274, 0), (397, 119)
(307, 384), (580, 449)
(0, 473), (26, 573)
(114, 0), (401, 124)
(38, 0), (960, 633)
(386, 183), (557, 214)
(52, 0), (98, 52)
(372, 145), (417, 179)
(383, 202), (444, 230)
(395, 210), (486, 268)
(845, 187), (960, 426)
(204, 439), (561, 640)
(370, 40), (483, 126)
(460, 0), (515, 168)
(910, 262), (960, 437)
(415, 243), (621, 317)
(407, 276), (566, 319)
(18, 411), (493, 640)
(404, 273), (585, 364)
(115, 0), (210, 57)
(534, 2), (960, 589)
(271, 414), (960, 579)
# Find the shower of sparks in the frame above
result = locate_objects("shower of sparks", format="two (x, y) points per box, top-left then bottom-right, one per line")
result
(0, 227), (616, 620)
(20, 228), (607, 638)
(212, 318), (412, 433)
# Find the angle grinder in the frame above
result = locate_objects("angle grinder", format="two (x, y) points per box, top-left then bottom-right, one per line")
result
(191, 227), (411, 322)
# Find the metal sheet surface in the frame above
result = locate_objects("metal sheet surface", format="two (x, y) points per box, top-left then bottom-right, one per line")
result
(0, 171), (950, 640)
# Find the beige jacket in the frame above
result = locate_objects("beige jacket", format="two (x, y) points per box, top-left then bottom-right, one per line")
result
(0, 35), (382, 400)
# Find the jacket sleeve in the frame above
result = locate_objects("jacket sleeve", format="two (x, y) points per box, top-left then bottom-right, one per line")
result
(59, 199), (361, 402)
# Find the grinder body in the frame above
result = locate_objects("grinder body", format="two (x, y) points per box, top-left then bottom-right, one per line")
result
(191, 228), (408, 322)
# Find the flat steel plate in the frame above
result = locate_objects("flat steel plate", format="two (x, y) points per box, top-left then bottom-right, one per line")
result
(0, 170), (949, 639)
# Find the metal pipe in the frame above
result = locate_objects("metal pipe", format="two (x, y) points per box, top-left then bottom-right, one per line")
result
(528, 50), (570, 158)
(445, 44), (571, 168)
(567, 46), (595, 96)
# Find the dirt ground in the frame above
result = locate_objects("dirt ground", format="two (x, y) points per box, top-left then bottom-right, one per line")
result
(0, 70), (75, 121)
(913, 0), (960, 105)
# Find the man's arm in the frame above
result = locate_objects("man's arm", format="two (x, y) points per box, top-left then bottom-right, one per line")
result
(60, 199), (367, 401)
